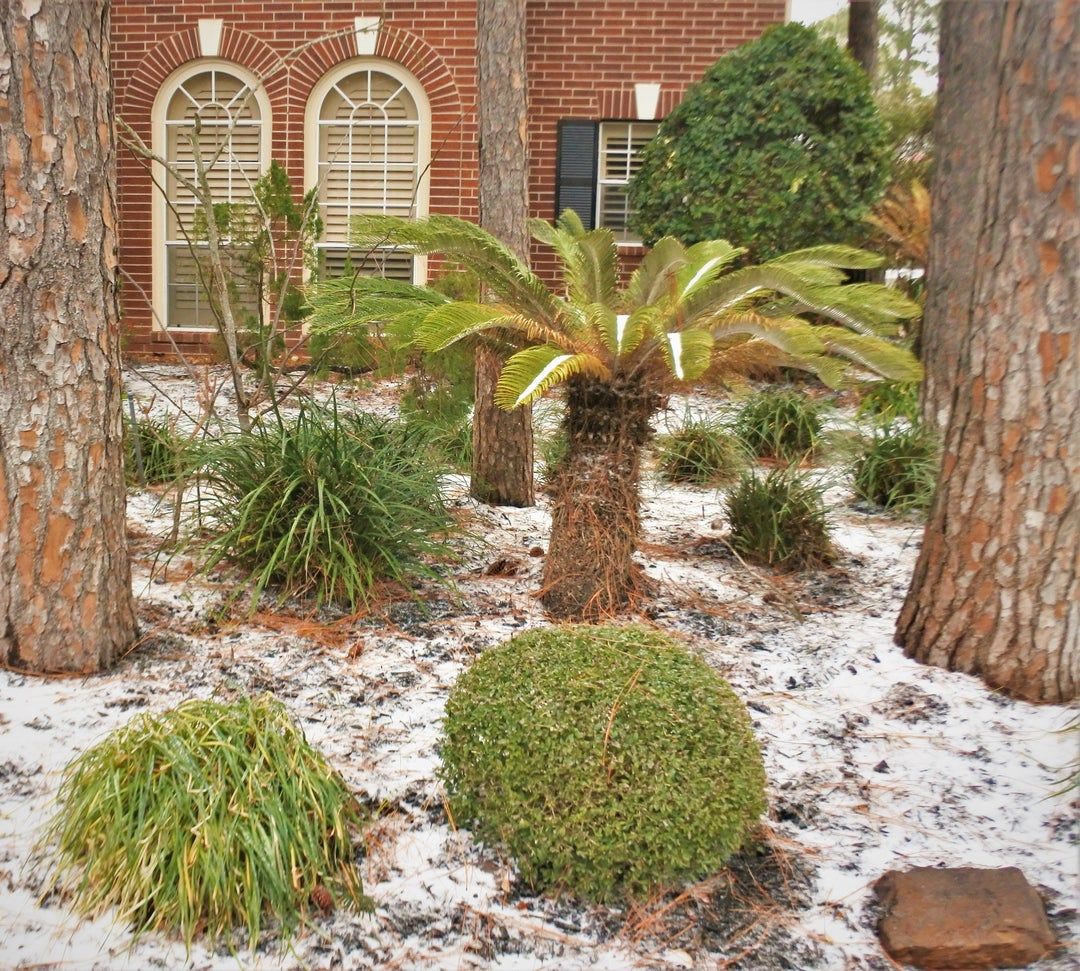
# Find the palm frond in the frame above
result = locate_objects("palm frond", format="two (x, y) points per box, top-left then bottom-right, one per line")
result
(662, 328), (714, 382)
(812, 326), (925, 382)
(594, 304), (650, 359)
(416, 302), (571, 353)
(307, 274), (447, 335)
(623, 237), (688, 308)
(494, 345), (610, 409)
(349, 214), (558, 321)
(712, 313), (828, 358)
(677, 240), (745, 298)
(768, 244), (885, 270)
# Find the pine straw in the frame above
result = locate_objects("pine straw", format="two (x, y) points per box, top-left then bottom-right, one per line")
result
(619, 827), (817, 966)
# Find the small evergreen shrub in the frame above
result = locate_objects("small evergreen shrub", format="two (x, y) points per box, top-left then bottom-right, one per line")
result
(123, 412), (190, 486)
(851, 424), (938, 513)
(308, 329), (379, 376)
(44, 695), (370, 950)
(856, 379), (921, 426)
(199, 403), (453, 608)
(399, 348), (475, 473)
(629, 22), (890, 260)
(726, 466), (833, 569)
(440, 625), (767, 902)
(657, 417), (745, 486)
(734, 390), (823, 461)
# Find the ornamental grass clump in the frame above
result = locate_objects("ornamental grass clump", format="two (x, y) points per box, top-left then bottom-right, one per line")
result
(733, 390), (823, 462)
(123, 411), (191, 486)
(43, 695), (371, 950)
(726, 466), (833, 569)
(855, 379), (921, 426)
(852, 424), (939, 513)
(440, 625), (767, 902)
(198, 403), (453, 609)
(656, 415), (745, 486)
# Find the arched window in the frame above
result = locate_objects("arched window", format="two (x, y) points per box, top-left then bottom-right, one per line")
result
(306, 62), (430, 282)
(152, 63), (271, 330)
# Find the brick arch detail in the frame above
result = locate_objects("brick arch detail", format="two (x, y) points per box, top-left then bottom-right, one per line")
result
(118, 25), (287, 119)
(289, 23), (463, 118)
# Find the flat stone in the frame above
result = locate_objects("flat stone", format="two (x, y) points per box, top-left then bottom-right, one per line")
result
(874, 866), (1056, 969)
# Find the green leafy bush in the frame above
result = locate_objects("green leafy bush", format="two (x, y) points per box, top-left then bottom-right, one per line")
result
(199, 403), (453, 608)
(123, 411), (191, 486)
(629, 23), (890, 261)
(440, 624), (766, 902)
(656, 416), (745, 485)
(734, 390), (824, 461)
(44, 695), (370, 950)
(726, 466), (833, 569)
(399, 344), (475, 473)
(851, 423), (938, 512)
(856, 379), (921, 426)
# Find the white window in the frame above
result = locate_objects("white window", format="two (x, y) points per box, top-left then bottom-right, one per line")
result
(152, 63), (271, 331)
(306, 63), (430, 283)
(596, 121), (659, 245)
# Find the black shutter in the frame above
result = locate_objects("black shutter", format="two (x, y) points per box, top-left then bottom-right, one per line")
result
(554, 120), (598, 228)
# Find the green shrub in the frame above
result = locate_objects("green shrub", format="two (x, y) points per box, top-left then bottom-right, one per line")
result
(629, 22), (890, 261)
(657, 416), (745, 486)
(856, 379), (921, 426)
(726, 466), (833, 569)
(308, 328), (379, 376)
(123, 411), (191, 486)
(199, 403), (453, 608)
(733, 390), (823, 461)
(44, 695), (370, 950)
(851, 424), (938, 513)
(399, 345), (475, 472)
(440, 624), (766, 902)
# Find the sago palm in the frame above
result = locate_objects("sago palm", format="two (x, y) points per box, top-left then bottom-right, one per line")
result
(311, 211), (920, 619)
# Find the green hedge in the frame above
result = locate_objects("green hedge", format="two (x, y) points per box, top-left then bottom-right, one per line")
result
(630, 22), (889, 261)
(440, 625), (766, 902)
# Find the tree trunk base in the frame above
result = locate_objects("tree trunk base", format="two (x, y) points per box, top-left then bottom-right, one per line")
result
(540, 377), (655, 622)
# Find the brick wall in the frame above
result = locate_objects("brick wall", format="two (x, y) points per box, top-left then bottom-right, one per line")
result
(111, 1), (784, 360)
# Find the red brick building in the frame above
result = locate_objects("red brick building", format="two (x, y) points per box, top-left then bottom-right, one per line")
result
(112, 1), (788, 359)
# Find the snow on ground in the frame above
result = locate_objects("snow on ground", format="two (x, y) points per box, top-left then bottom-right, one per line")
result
(1, 367), (1077, 970)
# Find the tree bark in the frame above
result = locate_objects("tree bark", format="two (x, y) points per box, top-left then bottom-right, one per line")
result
(919, 0), (1005, 427)
(542, 377), (656, 621)
(896, 0), (1079, 704)
(848, 0), (881, 78)
(0, 0), (136, 672)
(473, 0), (534, 507)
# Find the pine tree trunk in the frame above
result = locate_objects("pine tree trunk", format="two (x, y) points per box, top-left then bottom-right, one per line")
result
(0, 0), (136, 672)
(919, 0), (1005, 427)
(472, 0), (534, 507)
(542, 378), (656, 620)
(896, 0), (1079, 705)
(848, 0), (880, 78)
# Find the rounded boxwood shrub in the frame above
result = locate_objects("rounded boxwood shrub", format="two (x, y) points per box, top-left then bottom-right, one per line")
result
(629, 22), (890, 261)
(440, 625), (766, 902)
(44, 695), (371, 949)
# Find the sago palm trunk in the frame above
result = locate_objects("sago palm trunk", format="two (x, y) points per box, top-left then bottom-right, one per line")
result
(542, 377), (657, 620)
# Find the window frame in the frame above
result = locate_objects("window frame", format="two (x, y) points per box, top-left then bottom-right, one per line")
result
(594, 119), (660, 248)
(150, 59), (273, 333)
(303, 58), (432, 285)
